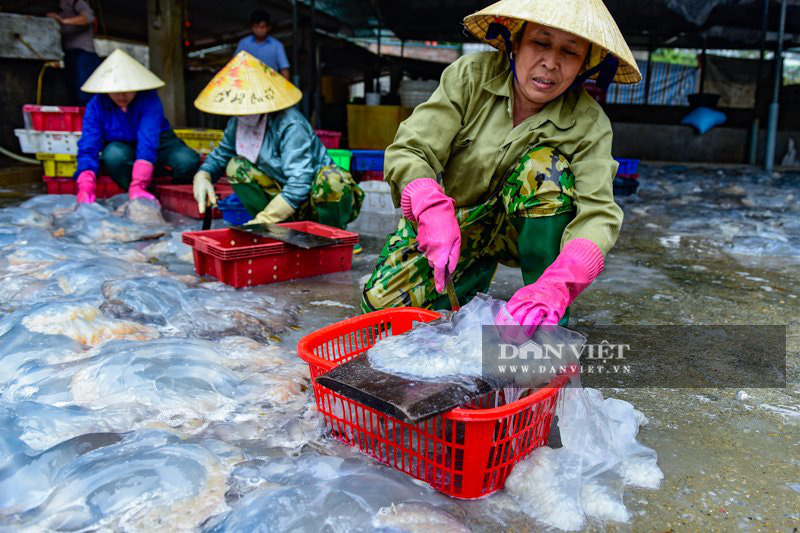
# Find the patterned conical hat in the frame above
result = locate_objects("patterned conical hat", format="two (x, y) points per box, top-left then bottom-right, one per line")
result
(81, 49), (165, 93)
(194, 51), (302, 115)
(464, 0), (641, 84)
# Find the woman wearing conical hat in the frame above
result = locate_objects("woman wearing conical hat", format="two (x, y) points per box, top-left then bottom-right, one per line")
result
(361, 0), (641, 331)
(74, 49), (201, 203)
(192, 51), (363, 231)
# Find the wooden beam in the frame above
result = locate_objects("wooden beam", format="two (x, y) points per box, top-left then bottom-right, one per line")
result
(148, 0), (186, 126)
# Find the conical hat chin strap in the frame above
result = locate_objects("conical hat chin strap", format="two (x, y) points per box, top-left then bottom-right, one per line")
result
(573, 47), (620, 91)
(486, 21), (527, 82)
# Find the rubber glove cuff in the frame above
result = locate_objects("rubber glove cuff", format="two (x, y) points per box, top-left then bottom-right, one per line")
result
(76, 170), (96, 204)
(499, 238), (605, 335)
(129, 159), (157, 202)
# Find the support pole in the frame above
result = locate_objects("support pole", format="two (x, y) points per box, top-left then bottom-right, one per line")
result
(310, 0), (318, 127)
(765, 0), (787, 172)
(699, 44), (707, 95)
(644, 45), (653, 105)
(291, 0), (300, 87)
(147, 0), (185, 126)
(748, 0), (770, 165)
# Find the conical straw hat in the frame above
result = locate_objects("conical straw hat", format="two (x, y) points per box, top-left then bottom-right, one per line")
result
(194, 51), (302, 115)
(464, 0), (641, 84)
(81, 49), (165, 93)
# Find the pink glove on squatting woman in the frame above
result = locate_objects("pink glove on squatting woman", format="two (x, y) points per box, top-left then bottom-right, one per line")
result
(76, 170), (96, 204)
(129, 160), (157, 202)
(401, 178), (461, 294)
(496, 238), (605, 336)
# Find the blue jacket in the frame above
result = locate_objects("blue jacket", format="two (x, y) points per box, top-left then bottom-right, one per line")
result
(75, 90), (171, 176)
(199, 108), (333, 209)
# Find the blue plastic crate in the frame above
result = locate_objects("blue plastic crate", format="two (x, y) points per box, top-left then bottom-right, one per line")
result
(217, 194), (251, 226)
(614, 158), (640, 176)
(351, 149), (385, 172)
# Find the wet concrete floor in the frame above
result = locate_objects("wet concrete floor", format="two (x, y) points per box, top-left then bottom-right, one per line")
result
(4, 162), (798, 530)
(272, 163), (800, 531)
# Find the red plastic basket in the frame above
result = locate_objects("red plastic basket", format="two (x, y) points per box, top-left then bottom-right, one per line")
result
(315, 129), (342, 149)
(42, 176), (123, 198)
(24, 105), (85, 132)
(157, 184), (231, 219)
(297, 308), (573, 499)
(182, 221), (359, 288)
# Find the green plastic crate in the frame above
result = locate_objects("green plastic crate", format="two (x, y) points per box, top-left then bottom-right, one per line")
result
(328, 148), (352, 171)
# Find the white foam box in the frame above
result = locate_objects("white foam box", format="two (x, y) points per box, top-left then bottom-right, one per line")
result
(15, 129), (81, 155)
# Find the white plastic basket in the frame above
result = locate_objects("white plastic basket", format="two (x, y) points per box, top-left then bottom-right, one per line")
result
(15, 129), (81, 155)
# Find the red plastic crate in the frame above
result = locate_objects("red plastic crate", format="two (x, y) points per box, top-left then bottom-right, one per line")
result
(182, 221), (359, 287)
(24, 105), (85, 132)
(296, 308), (573, 499)
(359, 170), (384, 182)
(42, 176), (123, 198)
(157, 184), (231, 219)
(315, 129), (342, 149)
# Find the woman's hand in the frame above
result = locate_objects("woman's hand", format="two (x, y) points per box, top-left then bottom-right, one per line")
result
(247, 194), (295, 225)
(76, 170), (96, 204)
(192, 171), (216, 214)
(401, 178), (461, 294)
(496, 239), (605, 335)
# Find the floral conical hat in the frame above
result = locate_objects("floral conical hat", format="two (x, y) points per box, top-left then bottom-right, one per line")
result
(194, 51), (302, 115)
(81, 49), (164, 93)
(464, 0), (641, 84)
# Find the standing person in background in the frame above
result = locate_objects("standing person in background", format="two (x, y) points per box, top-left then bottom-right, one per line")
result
(47, 0), (101, 106)
(234, 10), (290, 79)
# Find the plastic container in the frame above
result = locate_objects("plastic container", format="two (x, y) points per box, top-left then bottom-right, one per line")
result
(157, 184), (232, 219)
(399, 79), (438, 108)
(15, 129), (81, 155)
(23, 105), (84, 131)
(36, 153), (77, 177)
(359, 170), (384, 182)
(351, 149), (384, 172)
(217, 194), (251, 226)
(327, 148), (352, 171)
(614, 158), (640, 175)
(613, 176), (640, 196)
(173, 128), (224, 154)
(296, 308), (571, 499)
(42, 176), (123, 198)
(182, 222), (359, 288)
(315, 129), (342, 149)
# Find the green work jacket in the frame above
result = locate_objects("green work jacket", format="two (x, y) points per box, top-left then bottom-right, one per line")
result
(385, 51), (623, 255)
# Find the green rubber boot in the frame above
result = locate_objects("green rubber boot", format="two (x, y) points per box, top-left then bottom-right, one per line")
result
(429, 255), (498, 311)
(511, 212), (574, 327)
(314, 194), (354, 229)
(230, 182), (270, 218)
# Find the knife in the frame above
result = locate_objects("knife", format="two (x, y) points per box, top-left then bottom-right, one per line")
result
(233, 223), (341, 249)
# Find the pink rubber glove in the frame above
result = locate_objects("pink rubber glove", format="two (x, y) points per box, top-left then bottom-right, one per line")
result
(76, 170), (96, 204)
(401, 178), (461, 293)
(497, 238), (605, 335)
(129, 159), (157, 202)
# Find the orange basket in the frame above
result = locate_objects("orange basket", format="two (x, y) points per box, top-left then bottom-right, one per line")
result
(297, 307), (573, 499)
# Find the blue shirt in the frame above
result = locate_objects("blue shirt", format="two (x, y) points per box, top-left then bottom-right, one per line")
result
(76, 90), (171, 176)
(234, 35), (290, 71)
(199, 108), (332, 210)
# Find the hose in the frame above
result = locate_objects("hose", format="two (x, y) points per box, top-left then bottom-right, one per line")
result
(37, 62), (61, 105)
(0, 145), (41, 165)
